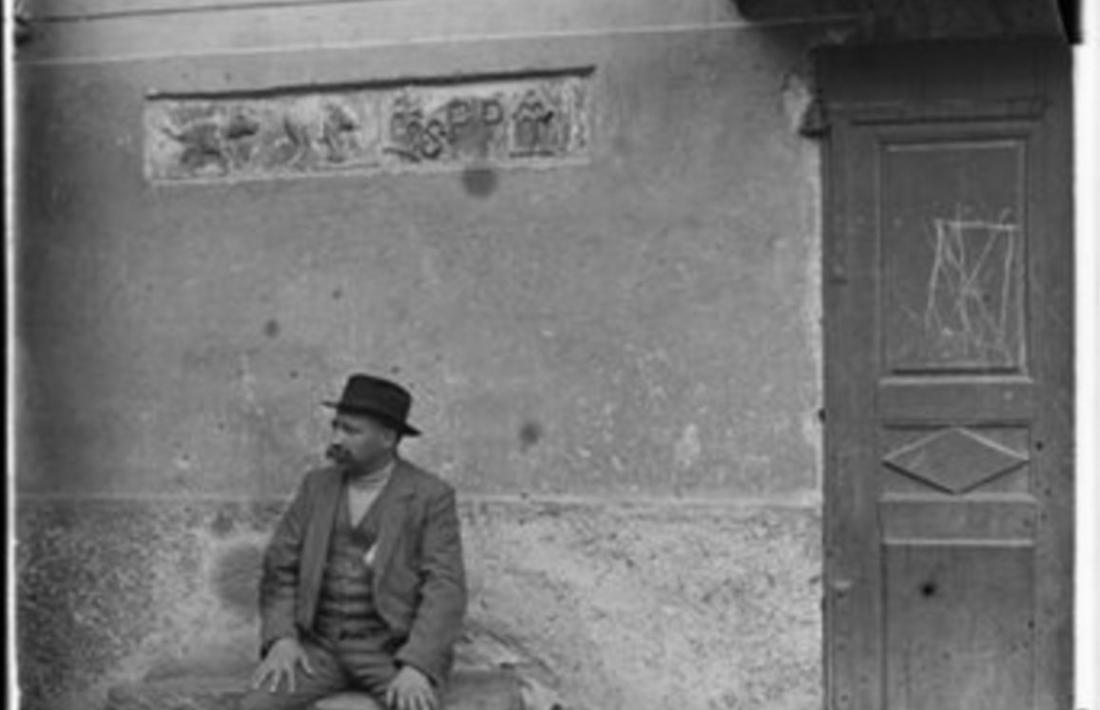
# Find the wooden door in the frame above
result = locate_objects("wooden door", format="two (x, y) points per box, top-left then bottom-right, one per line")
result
(821, 40), (1074, 710)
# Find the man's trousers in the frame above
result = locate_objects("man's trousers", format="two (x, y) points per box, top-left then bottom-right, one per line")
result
(239, 634), (399, 710)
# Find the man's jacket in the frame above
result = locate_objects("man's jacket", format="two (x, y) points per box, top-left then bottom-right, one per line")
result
(259, 458), (467, 685)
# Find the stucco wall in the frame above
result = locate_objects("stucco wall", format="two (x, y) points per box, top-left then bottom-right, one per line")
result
(15, 2), (834, 708)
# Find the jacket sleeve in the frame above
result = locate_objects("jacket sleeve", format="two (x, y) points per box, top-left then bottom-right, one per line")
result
(258, 473), (312, 657)
(395, 485), (468, 685)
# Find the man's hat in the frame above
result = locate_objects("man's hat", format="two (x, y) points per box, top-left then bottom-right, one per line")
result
(323, 374), (421, 437)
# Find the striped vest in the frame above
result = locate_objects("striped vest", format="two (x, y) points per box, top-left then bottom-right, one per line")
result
(313, 482), (391, 641)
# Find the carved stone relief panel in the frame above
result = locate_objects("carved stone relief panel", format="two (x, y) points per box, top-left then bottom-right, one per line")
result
(145, 71), (592, 182)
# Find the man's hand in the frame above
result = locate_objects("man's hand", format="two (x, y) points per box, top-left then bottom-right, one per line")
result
(251, 637), (314, 694)
(385, 665), (436, 710)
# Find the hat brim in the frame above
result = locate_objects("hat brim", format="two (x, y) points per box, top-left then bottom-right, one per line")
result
(322, 401), (422, 437)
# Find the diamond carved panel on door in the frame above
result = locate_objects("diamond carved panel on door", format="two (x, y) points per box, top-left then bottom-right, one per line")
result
(822, 41), (1072, 710)
(883, 426), (1030, 495)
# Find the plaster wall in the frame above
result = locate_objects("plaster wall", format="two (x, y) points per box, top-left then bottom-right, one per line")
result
(15, 2), (831, 708)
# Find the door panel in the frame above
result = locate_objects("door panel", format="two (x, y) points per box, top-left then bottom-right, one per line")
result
(880, 133), (1027, 374)
(822, 41), (1073, 710)
(884, 544), (1036, 710)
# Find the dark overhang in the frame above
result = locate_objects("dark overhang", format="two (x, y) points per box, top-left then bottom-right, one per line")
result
(735, 0), (1081, 44)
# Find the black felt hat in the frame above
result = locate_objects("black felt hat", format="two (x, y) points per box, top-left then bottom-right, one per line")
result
(323, 374), (421, 437)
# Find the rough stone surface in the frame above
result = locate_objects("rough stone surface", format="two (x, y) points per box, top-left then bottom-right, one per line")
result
(461, 500), (823, 710)
(17, 497), (821, 710)
(16, 499), (278, 710)
(106, 675), (249, 710)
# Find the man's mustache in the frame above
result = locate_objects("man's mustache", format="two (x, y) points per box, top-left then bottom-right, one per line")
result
(326, 444), (352, 463)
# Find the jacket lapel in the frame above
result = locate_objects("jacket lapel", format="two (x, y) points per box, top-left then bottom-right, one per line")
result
(298, 467), (344, 628)
(371, 460), (418, 581)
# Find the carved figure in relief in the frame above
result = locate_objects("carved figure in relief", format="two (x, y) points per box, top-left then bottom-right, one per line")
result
(161, 107), (260, 174)
(162, 115), (229, 173)
(321, 102), (360, 164)
(276, 100), (363, 168)
(151, 76), (588, 179)
(280, 106), (316, 168)
(225, 109), (261, 140)
(512, 89), (558, 157)
(222, 108), (262, 167)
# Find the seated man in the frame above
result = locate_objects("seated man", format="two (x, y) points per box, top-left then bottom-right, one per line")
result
(242, 374), (467, 710)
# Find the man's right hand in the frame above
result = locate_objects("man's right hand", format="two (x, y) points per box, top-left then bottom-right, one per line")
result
(251, 637), (314, 694)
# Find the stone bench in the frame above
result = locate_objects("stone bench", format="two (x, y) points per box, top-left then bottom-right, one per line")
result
(106, 668), (524, 710)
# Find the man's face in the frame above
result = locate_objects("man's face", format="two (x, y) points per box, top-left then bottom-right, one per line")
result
(327, 411), (395, 469)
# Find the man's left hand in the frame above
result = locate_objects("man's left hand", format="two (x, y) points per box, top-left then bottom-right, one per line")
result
(385, 665), (437, 710)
